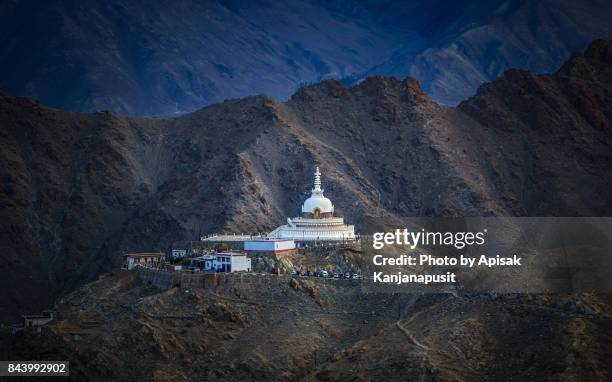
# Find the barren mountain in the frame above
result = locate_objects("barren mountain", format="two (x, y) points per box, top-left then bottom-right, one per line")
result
(2, 0), (612, 114)
(1, 40), (612, 321)
(360, 0), (612, 105)
(0, 0), (415, 115)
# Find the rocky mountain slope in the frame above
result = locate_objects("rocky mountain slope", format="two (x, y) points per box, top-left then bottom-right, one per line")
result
(0, 0), (415, 115)
(3, 270), (611, 381)
(359, 0), (612, 105)
(1, 40), (612, 321)
(1, 0), (612, 114)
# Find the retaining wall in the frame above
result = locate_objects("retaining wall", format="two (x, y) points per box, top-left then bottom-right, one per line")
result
(137, 269), (429, 294)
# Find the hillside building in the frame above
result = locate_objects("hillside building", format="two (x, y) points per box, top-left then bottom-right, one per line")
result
(190, 251), (251, 272)
(123, 252), (165, 269)
(22, 310), (55, 328)
(171, 249), (187, 258)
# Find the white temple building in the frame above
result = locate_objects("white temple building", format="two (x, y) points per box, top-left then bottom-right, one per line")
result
(267, 167), (356, 243)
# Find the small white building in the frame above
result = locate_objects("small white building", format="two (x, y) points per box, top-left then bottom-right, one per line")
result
(23, 310), (54, 328)
(171, 249), (188, 258)
(213, 252), (251, 272)
(244, 237), (296, 254)
(191, 252), (251, 272)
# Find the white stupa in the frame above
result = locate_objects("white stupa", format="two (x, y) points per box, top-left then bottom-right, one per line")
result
(268, 167), (356, 242)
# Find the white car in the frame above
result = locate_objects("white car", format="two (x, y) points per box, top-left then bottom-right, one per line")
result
(319, 270), (329, 278)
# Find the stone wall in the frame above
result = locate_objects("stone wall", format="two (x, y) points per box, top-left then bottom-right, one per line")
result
(137, 269), (431, 294)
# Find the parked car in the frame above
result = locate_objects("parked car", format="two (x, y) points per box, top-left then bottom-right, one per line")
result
(352, 273), (362, 280)
(319, 270), (329, 278)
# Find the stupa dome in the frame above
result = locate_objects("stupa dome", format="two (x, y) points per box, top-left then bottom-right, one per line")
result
(302, 194), (334, 214)
(301, 167), (334, 217)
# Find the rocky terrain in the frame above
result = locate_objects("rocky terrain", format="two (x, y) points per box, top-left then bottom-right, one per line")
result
(2, 270), (610, 381)
(0, 0), (415, 115)
(358, 0), (612, 105)
(1, 0), (612, 114)
(2, 40), (612, 323)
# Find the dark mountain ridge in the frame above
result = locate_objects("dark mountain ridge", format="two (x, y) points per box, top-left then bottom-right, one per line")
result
(1, 40), (612, 321)
(2, 0), (612, 114)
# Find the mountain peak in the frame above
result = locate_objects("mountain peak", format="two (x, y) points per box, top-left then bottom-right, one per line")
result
(290, 80), (350, 102)
(557, 39), (612, 82)
(352, 76), (429, 103)
(291, 76), (430, 105)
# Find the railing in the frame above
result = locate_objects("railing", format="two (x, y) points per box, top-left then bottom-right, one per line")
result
(200, 232), (362, 244)
(201, 233), (258, 242)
